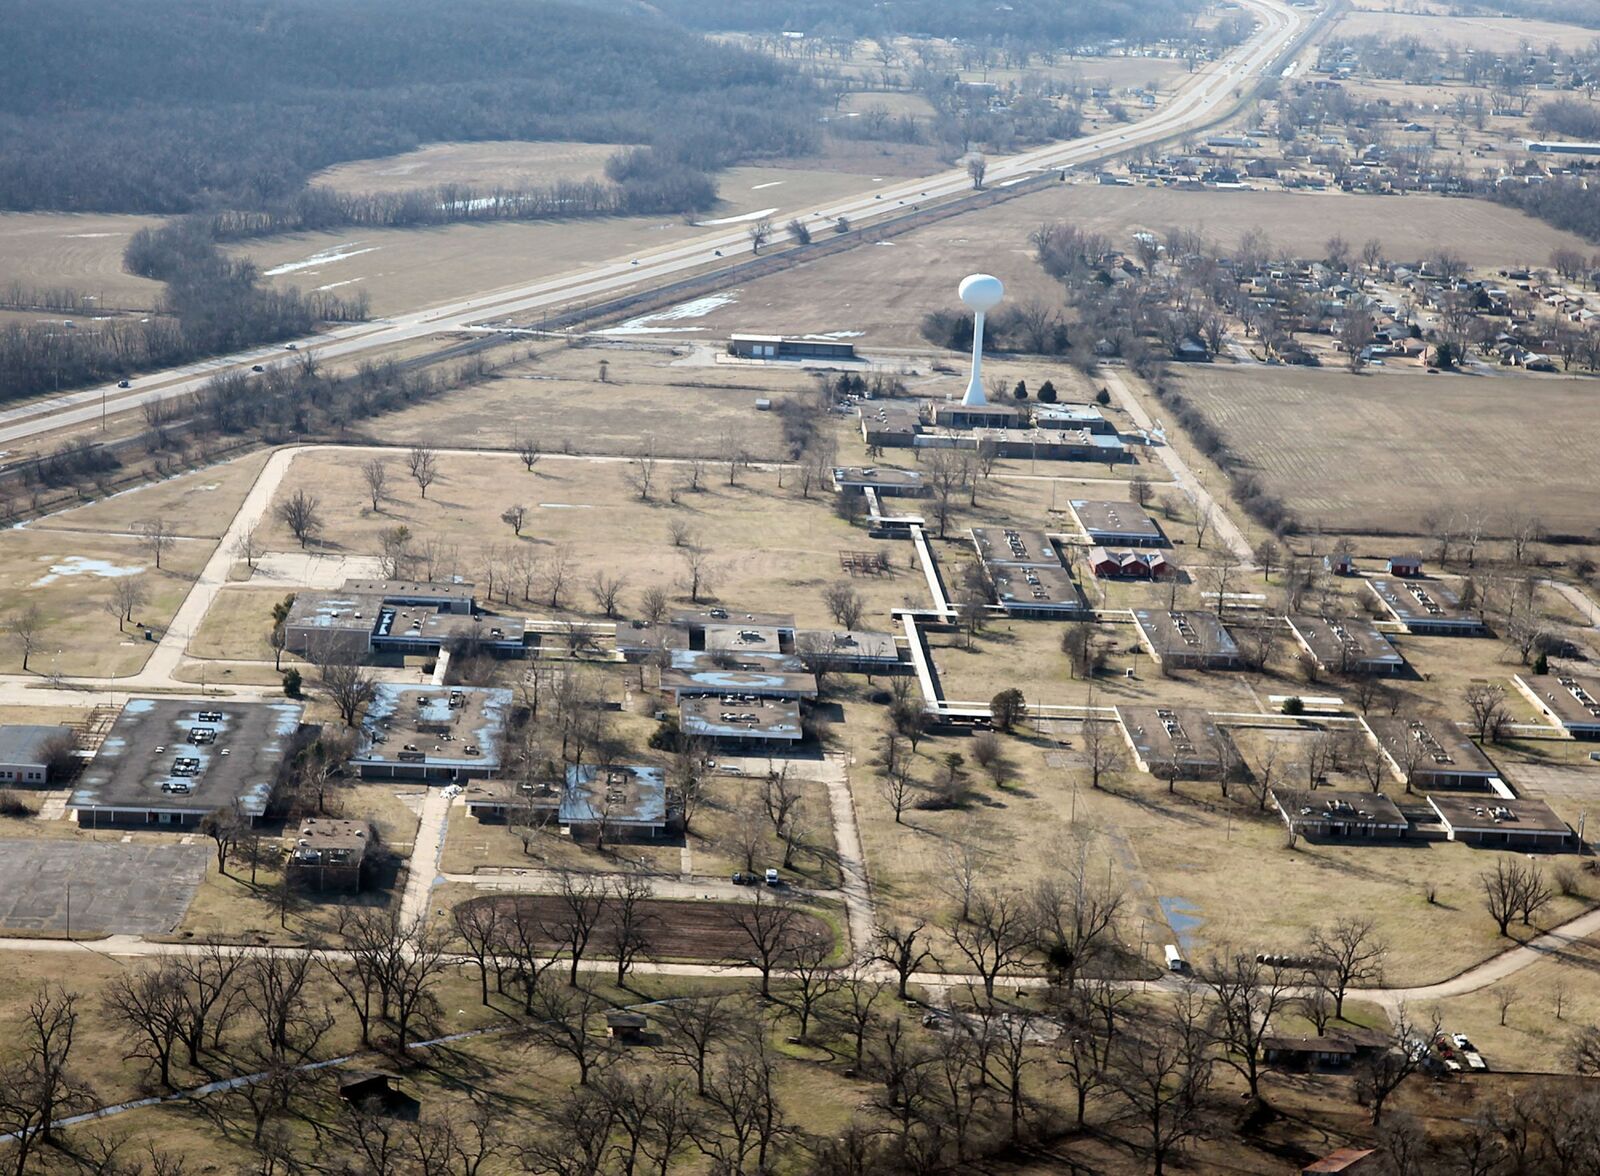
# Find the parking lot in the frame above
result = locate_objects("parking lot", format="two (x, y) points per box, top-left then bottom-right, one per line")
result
(0, 839), (208, 935)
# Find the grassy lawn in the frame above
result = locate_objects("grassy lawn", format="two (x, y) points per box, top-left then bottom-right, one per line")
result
(189, 585), (295, 661)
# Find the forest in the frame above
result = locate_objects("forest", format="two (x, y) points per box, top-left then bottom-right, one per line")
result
(0, 0), (820, 214)
(646, 0), (1204, 45)
(1495, 178), (1600, 244)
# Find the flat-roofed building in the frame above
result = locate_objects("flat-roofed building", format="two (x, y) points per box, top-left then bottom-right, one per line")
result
(660, 668), (817, 702)
(561, 764), (669, 842)
(1132, 609), (1241, 669)
(341, 580), (475, 613)
(679, 697), (803, 746)
(283, 590), (384, 659)
(969, 428), (1128, 462)
(668, 648), (803, 673)
(69, 700), (305, 828)
(1515, 671), (1600, 738)
(831, 466), (927, 497)
(288, 817), (373, 892)
(1116, 706), (1231, 778)
(1273, 788), (1409, 841)
(1033, 404), (1117, 434)
(730, 334), (856, 362)
(989, 563), (1086, 616)
(1287, 614), (1405, 676)
(1428, 794), (1574, 848)
(706, 624), (787, 658)
(350, 685), (512, 781)
(1365, 577), (1486, 636)
(794, 629), (903, 672)
(1069, 500), (1165, 547)
(0, 724), (75, 786)
(930, 402), (1020, 430)
(859, 403), (922, 448)
(283, 579), (524, 660)
(1362, 715), (1498, 789)
(970, 527), (1061, 568)
(461, 775), (561, 823)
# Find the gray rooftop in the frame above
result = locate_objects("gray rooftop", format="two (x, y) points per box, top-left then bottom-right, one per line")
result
(1288, 614), (1404, 671)
(679, 697), (803, 741)
(1116, 706), (1228, 770)
(1069, 499), (1164, 541)
(352, 684), (513, 772)
(71, 700), (304, 818)
(970, 527), (1062, 568)
(1365, 577), (1480, 628)
(1363, 716), (1497, 780)
(1516, 671), (1600, 731)
(0, 724), (74, 767)
(562, 765), (667, 827)
(1132, 609), (1240, 661)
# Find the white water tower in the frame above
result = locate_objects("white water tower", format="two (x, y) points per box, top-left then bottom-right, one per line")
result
(958, 273), (1004, 406)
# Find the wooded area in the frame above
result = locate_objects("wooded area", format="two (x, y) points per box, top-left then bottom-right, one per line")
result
(0, 0), (820, 214)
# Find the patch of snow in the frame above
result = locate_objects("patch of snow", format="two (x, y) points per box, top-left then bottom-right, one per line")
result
(63, 232), (123, 239)
(34, 556), (146, 586)
(800, 331), (865, 340)
(596, 292), (737, 336)
(694, 207), (780, 227)
(750, 181), (786, 190)
(315, 279), (361, 292)
(263, 242), (378, 277)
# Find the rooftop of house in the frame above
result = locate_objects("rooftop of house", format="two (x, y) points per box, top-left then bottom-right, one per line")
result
(290, 817), (372, 866)
(71, 699), (305, 817)
(0, 724), (74, 767)
(562, 764), (667, 827)
(351, 685), (513, 771)
(341, 579), (476, 602)
(1428, 794), (1571, 836)
(1273, 788), (1408, 829)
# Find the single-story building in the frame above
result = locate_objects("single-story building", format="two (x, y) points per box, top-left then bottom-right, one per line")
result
(831, 466), (927, 497)
(660, 669), (817, 703)
(679, 697), (803, 747)
(1273, 789), (1409, 840)
(1362, 716), (1498, 789)
(1117, 706), (1232, 778)
(69, 700), (306, 828)
(1132, 609), (1241, 670)
(1084, 546), (1173, 580)
(0, 724), (76, 786)
(349, 685), (513, 781)
(1262, 1028), (1388, 1069)
(1386, 554), (1424, 578)
(1365, 577), (1487, 636)
(1068, 500), (1166, 547)
(729, 334), (856, 362)
(1427, 795), (1575, 849)
(1287, 614), (1405, 676)
(1302, 1147), (1381, 1175)
(562, 765), (669, 842)
(970, 527), (1062, 569)
(1514, 671), (1600, 738)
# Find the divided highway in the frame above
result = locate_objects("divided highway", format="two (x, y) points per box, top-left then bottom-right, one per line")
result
(0, 0), (1316, 448)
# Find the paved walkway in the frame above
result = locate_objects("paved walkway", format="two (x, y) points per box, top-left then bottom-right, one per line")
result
(399, 788), (452, 927)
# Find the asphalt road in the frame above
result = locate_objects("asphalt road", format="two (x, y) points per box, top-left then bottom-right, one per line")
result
(0, 0), (1313, 449)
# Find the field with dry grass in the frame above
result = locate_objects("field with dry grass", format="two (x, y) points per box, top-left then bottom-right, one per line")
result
(0, 211), (165, 310)
(1333, 8), (1600, 50)
(308, 140), (629, 195)
(1166, 365), (1600, 536)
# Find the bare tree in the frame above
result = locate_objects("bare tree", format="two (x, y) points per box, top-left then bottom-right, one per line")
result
(516, 436), (541, 472)
(233, 526), (263, 571)
(639, 585), (670, 625)
(1202, 951), (1296, 1100)
(727, 887), (800, 996)
(748, 218), (773, 254)
(1464, 683), (1511, 744)
(657, 993), (740, 1097)
(542, 543), (573, 609)
(1081, 716), (1125, 791)
(275, 489), (322, 548)
(588, 571), (627, 619)
(1306, 916), (1387, 1019)
(1356, 1005), (1437, 1125)
(500, 504), (528, 537)
(315, 650), (376, 726)
(681, 546), (716, 603)
(947, 886), (1034, 1001)
(1481, 858), (1530, 936)
(522, 975), (614, 1086)
(872, 920), (937, 1001)
(877, 766), (914, 823)
(698, 1033), (789, 1175)
(780, 930), (842, 1040)
(822, 582), (866, 630)
(106, 965), (187, 1091)
(137, 517), (176, 569)
(608, 871), (658, 986)
(107, 576), (147, 632)
(626, 445), (658, 500)
(0, 986), (93, 1173)
(360, 458), (390, 513)
(1111, 983), (1213, 1174)
(967, 155), (987, 189)
(544, 868), (612, 986)
(407, 444), (439, 499)
(452, 899), (503, 1006)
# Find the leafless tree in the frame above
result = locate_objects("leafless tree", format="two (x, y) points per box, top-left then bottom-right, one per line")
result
(1110, 982), (1213, 1174)
(1356, 1004), (1437, 1125)
(967, 155), (987, 189)
(639, 585), (670, 626)
(542, 543), (573, 609)
(748, 217), (773, 254)
(407, 444), (439, 498)
(781, 929), (843, 1040)
(698, 1032), (789, 1175)
(106, 964), (187, 1089)
(275, 489), (322, 548)
(1030, 837), (1125, 989)
(106, 576), (147, 632)
(608, 870), (658, 987)
(137, 516), (176, 568)
(947, 886), (1035, 1002)
(727, 888), (801, 996)
(1129, 474), (1154, 507)
(360, 458), (390, 513)
(681, 545), (717, 603)
(1202, 951), (1296, 1099)
(1481, 858), (1534, 936)
(453, 899), (503, 1006)
(588, 571), (627, 619)
(626, 445), (658, 500)
(872, 920), (937, 1001)
(822, 582), (866, 629)
(516, 436), (541, 472)
(1464, 683), (1511, 744)
(0, 985), (93, 1173)
(1307, 916), (1387, 1019)
(543, 868), (612, 986)
(500, 503), (528, 537)
(522, 975), (614, 1086)
(1081, 717), (1125, 791)
(658, 992), (741, 1097)
(233, 526), (263, 570)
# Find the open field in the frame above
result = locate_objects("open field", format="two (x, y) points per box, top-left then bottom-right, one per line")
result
(308, 140), (629, 195)
(1167, 365), (1600, 536)
(236, 165), (895, 317)
(454, 892), (836, 963)
(189, 585), (293, 661)
(0, 211), (165, 311)
(1435, 934), (1600, 1073)
(1333, 8), (1600, 50)
(37, 449), (271, 541)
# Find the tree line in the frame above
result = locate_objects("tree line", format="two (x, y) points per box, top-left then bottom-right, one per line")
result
(0, 0), (820, 216)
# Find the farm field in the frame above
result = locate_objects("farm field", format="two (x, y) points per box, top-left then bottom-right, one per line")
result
(0, 211), (165, 310)
(235, 165), (898, 317)
(1333, 9), (1600, 50)
(307, 140), (629, 195)
(1167, 365), (1600, 536)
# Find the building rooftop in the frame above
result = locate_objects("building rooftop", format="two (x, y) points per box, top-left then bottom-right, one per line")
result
(668, 648), (803, 673)
(285, 591), (383, 637)
(990, 563), (1083, 610)
(1132, 609), (1240, 661)
(679, 697), (803, 742)
(796, 628), (901, 662)
(1516, 671), (1600, 731)
(1428, 794), (1572, 837)
(660, 668), (817, 700)
(705, 624), (786, 656)
(1116, 706), (1227, 771)
(1363, 715), (1497, 779)
(376, 606), (526, 646)
(1274, 788), (1408, 831)
(351, 685), (513, 772)
(562, 764), (667, 827)
(71, 700), (305, 818)
(290, 817), (372, 867)
(1288, 614), (1404, 671)
(1069, 499), (1164, 542)
(1033, 403), (1109, 426)
(859, 403), (921, 435)
(970, 527), (1062, 568)
(341, 579), (476, 602)
(832, 466), (925, 490)
(1366, 577), (1480, 628)
(0, 724), (74, 767)
(671, 608), (795, 631)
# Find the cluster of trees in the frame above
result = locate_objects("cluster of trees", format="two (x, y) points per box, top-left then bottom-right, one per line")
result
(1495, 179), (1600, 246)
(919, 300), (1073, 356)
(0, 0), (820, 216)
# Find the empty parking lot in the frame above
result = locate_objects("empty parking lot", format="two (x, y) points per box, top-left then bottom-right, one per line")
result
(0, 840), (208, 935)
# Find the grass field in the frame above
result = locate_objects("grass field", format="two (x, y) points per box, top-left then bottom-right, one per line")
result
(1167, 365), (1600, 536)
(1333, 8), (1600, 50)
(308, 140), (629, 195)
(0, 211), (165, 311)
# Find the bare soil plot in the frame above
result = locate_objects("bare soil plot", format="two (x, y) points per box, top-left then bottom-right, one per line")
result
(236, 164), (888, 317)
(1334, 9), (1600, 51)
(455, 893), (834, 962)
(0, 527), (210, 677)
(253, 449), (936, 628)
(1166, 365), (1600, 536)
(0, 839), (208, 935)
(0, 212), (165, 311)
(308, 140), (629, 195)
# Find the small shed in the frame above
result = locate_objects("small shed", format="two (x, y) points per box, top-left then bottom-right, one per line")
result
(1386, 554), (1423, 577)
(1324, 552), (1354, 576)
(606, 1011), (649, 1043)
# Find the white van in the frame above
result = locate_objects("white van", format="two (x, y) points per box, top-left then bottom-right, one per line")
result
(1164, 945), (1188, 972)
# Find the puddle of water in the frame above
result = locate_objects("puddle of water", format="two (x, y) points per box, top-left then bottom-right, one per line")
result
(1157, 895), (1204, 952)
(33, 555), (146, 586)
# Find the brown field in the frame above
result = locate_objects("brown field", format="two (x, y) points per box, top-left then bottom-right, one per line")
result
(455, 893), (835, 962)
(0, 211), (165, 310)
(1334, 9), (1600, 50)
(236, 165), (893, 317)
(1167, 365), (1600, 536)
(308, 140), (629, 195)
